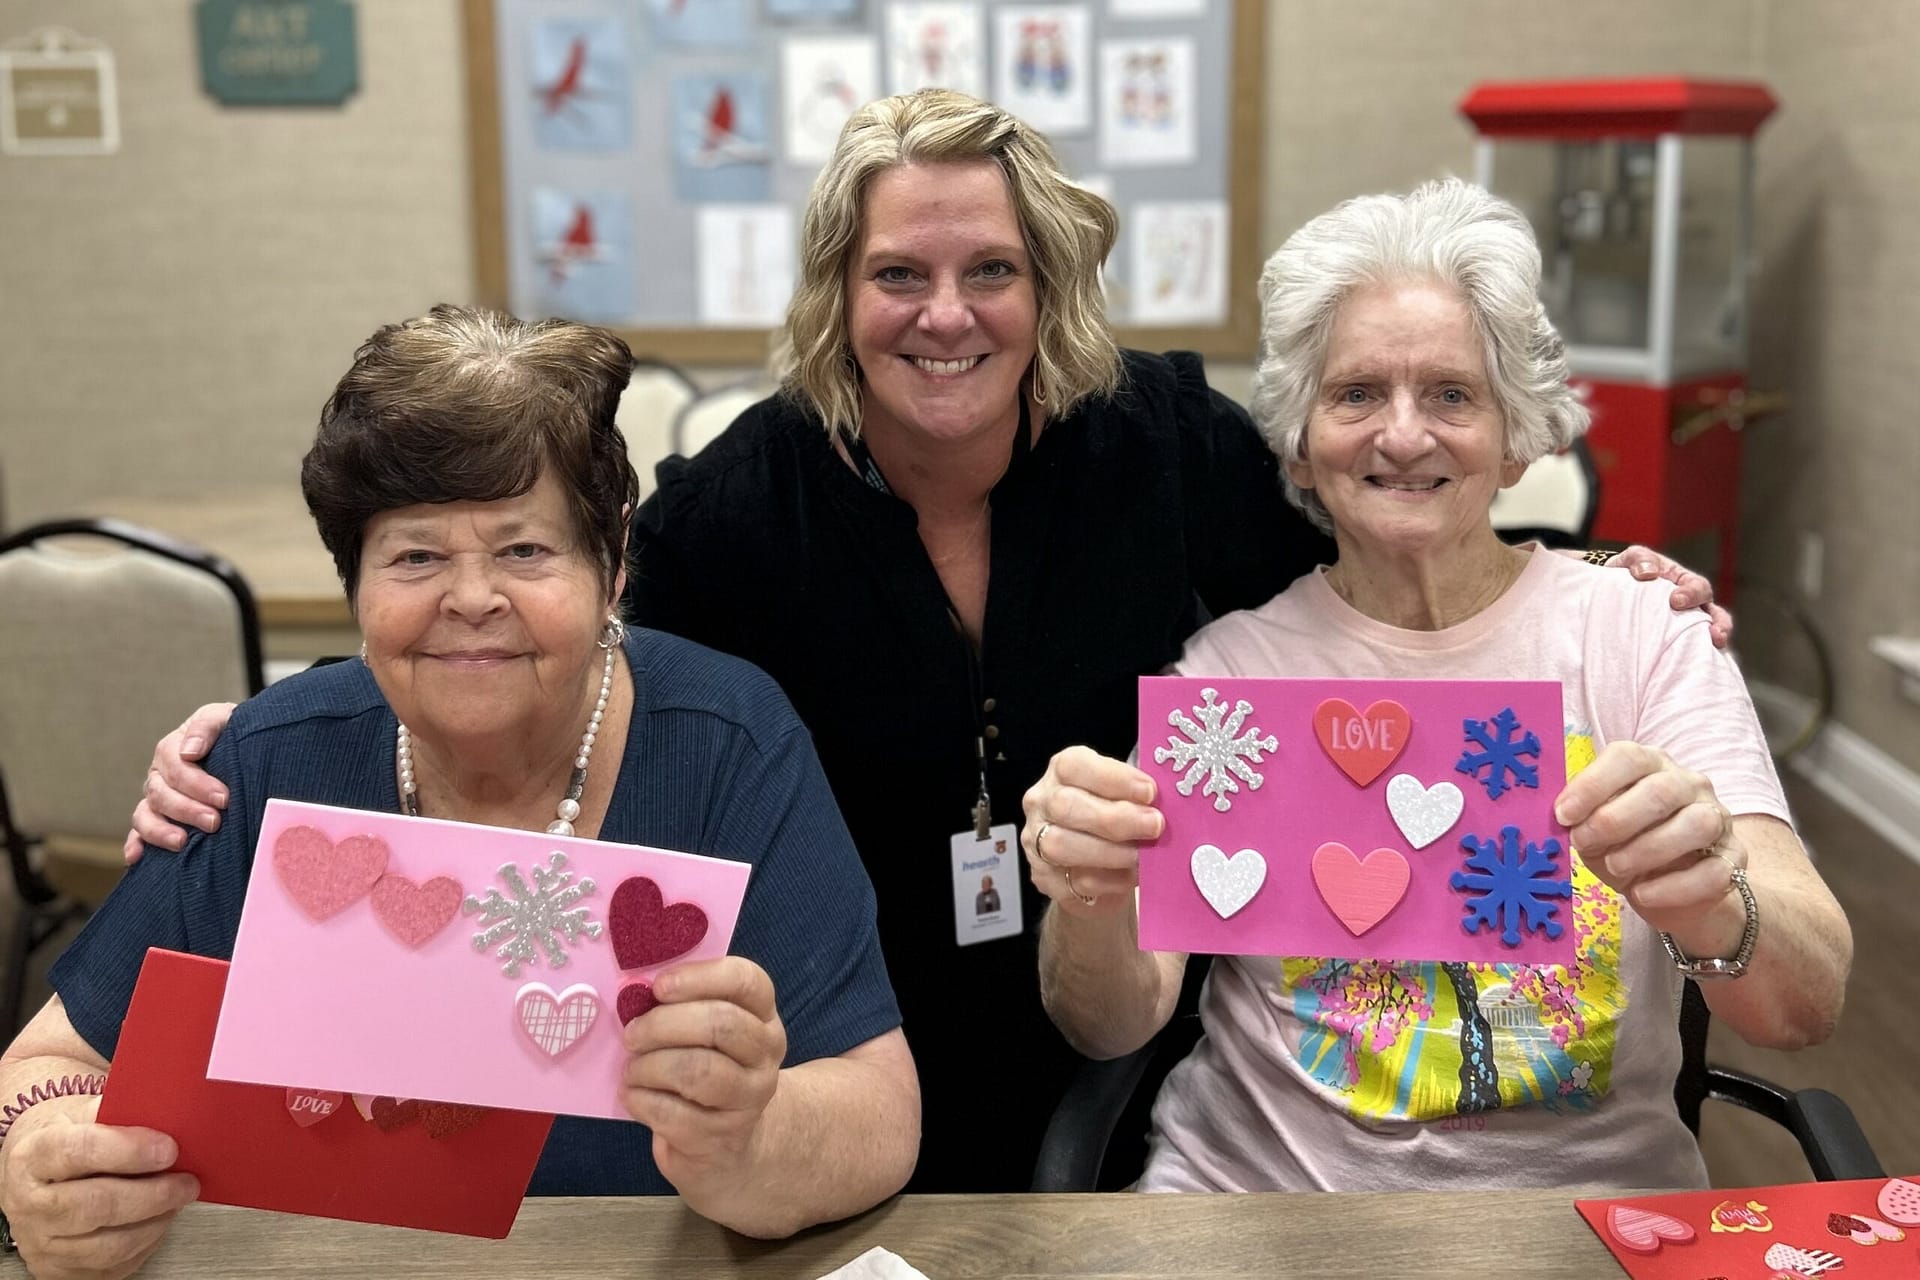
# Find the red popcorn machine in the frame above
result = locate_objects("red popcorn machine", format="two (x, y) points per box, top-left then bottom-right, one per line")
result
(1459, 78), (1781, 600)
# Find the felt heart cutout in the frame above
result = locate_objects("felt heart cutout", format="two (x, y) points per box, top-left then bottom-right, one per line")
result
(368, 1096), (421, 1132)
(284, 1088), (343, 1129)
(1310, 842), (1410, 936)
(272, 825), (389, 921)
(1313, 699), (1411, 787)
(1830, 1212), (1905, 1245)
(610, 877), (708, 970)
(1385, 773), (1465, 850)
(617, 981), (660, 1025)
(351, 1093), (377, 1122)
(517, 981), (600, 1057)
(420, 1103), (488, 1140)
(1189, 844), (1266, 919)
(370, 873), (463, 947)
(1607, 1204), (1696, 1254)
(1880, 1176), (1920, 1225)
(1763, 1242), (1843, 1274)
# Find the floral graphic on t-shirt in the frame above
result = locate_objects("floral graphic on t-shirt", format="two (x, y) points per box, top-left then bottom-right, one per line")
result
(1279, 731), (1627, 1124)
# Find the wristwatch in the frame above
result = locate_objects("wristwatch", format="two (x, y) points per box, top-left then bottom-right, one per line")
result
(1659, 866), (1759, 980)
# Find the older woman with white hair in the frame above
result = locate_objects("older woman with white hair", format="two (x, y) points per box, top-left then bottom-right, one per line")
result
(1023, 179), (1851, 1193)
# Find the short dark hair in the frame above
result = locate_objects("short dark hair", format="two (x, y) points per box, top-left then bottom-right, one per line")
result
(301, 305), (639, 598)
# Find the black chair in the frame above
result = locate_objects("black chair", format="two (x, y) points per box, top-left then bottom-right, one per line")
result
(1033, 960), (1882, 1192)
(0, 518), (265, 1034)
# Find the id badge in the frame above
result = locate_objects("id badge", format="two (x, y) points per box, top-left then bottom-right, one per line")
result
(951, 824), (1023, 947)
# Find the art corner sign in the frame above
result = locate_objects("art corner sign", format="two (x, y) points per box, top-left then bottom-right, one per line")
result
(196, 0), (357, 106)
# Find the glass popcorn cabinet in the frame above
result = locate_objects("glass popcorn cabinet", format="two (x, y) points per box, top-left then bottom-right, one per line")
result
(1459, 78), (1779, 599)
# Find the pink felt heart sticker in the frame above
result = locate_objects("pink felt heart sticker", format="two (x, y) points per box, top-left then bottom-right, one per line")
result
(617, 981), (659, 1025)
(516, 981), (600, 1057)
(1880, 1176), (1920, 1226)
(370, 873), (463, 948)
(1607, 1203), (1696, 1254)
(609, 877), (708, 970)
(284, 1088), (343, 1129)
(1312, 698), (1411, 787)
(1310, 842), (1410, 936)
(272, 825), (389, 921)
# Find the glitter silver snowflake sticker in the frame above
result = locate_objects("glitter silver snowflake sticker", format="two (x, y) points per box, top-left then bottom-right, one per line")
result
(1153, 687), (1278, 812)
(462, 850), (602, 978)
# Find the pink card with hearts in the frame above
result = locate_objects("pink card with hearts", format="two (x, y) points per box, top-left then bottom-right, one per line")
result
(1136, 677), (1572, 965)
(208, 799), (752, 1120)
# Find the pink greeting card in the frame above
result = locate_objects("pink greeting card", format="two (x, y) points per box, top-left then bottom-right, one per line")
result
(1137, 678), (1572, 965)
(209, 799), (752, 1120)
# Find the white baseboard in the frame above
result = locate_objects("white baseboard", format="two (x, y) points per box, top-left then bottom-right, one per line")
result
(1752, 681), (1920, 867)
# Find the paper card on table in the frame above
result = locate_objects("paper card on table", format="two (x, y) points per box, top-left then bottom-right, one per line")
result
(1576, 1176), (1920, 1278)
(98, 949), (552, 1238)
(209, 799), (752, 1120)
(1137, 677), (1572, 965)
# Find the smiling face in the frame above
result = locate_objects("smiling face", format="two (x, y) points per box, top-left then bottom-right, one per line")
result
(1287, 279), (1525, 559)
(354, 471), (618, 748)
(845, 159), (1040, 448)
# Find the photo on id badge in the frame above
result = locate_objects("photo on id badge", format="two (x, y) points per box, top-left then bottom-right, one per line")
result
(951, 824), (1023, 945)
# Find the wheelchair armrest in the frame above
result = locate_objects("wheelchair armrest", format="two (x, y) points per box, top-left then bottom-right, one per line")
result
(1031, 1043), (1157, 1192)
(1707, 1066), (1885, 1182)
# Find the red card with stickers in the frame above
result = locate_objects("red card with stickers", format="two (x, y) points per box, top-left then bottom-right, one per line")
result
(1576, 1176), (1920, 1277)
(97, 948), (553, 1238)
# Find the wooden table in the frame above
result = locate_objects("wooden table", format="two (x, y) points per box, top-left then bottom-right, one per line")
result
(101, 1192), (1630, 1278)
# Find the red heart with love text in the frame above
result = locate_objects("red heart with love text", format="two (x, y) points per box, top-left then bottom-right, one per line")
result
(370, 873), (463, 947)
(272, 826), (389, 921)
(609, 877), (708, 970)
(1312, 698), (1412, 787)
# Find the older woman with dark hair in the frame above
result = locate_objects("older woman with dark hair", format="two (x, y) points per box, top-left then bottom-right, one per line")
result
(1025, 180), (1850, 1194)
(128, 95), (1723, 1193)
(0, 307), (917, 1277)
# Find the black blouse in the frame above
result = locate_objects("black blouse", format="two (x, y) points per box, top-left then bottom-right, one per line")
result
(628, 349), (1333, 1192)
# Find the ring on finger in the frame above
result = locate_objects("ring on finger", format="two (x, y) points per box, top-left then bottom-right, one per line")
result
(1034, 821), (1055, 867)
(1064, 867), (1096, 907)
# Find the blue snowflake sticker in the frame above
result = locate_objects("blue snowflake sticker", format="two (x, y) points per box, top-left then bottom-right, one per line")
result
(1455, 706), (1540, 800)
(1451, 825), (1571, 946)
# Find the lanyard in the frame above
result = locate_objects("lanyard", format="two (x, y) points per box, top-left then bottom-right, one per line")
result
(845, 399), (1033, 838)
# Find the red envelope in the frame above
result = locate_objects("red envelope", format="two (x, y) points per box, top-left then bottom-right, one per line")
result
(1576, 1176), (1920, 1278)
(97, 948), (553, 1238)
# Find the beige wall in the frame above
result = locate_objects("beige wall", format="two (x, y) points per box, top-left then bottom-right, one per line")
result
(3, 1), (1915, 767)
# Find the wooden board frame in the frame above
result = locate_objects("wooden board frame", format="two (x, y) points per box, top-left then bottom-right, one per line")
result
(462, 0), (1265, 364)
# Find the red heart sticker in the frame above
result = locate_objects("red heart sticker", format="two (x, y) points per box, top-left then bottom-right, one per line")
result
(284, 1088), (343, 1128)
(617, 981), (660, 1025)
(272, 826), (389, 920)
(370, 873), (463, 947)
(1309, 842), (1410, 936)
(368, 1096), (421, 1132)
(1607, 1203), (1696, 1254)
(420, 1103), (488, 1140)
(609, 877), (709, 971)
(1312, 699), (1411, 787)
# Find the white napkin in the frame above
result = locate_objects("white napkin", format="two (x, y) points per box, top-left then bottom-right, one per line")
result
(812, 1245), (932, 1279)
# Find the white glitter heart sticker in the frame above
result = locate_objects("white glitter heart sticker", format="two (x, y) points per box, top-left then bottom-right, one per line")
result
(1385, 773), (1465, 850)
(1190, 844), (1267, 919)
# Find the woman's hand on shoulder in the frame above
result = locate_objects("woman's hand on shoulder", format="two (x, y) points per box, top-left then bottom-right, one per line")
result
(123, 703), (236, 863)
(0, 1097), (198, 1280)
(1022, 746), (1164, 917)
(619, 957), (784, 1188)
(1554, 740), (1745, 935)
(1578, 544), (1734, 649)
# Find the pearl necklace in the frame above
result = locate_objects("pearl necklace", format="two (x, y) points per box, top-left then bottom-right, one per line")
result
(397, 644), (616, 837)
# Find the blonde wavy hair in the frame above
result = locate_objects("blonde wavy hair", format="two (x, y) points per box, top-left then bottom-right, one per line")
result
(776, 89), (1121, 440)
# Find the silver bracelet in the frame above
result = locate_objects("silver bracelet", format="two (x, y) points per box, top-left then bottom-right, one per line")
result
(1659, 866), (1759, 980)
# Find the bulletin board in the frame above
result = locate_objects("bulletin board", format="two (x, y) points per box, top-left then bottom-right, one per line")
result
(462, 0), (1264, 363)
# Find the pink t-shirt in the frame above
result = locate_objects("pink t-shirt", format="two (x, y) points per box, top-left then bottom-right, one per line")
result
(1138, 547), (1790, 1194)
